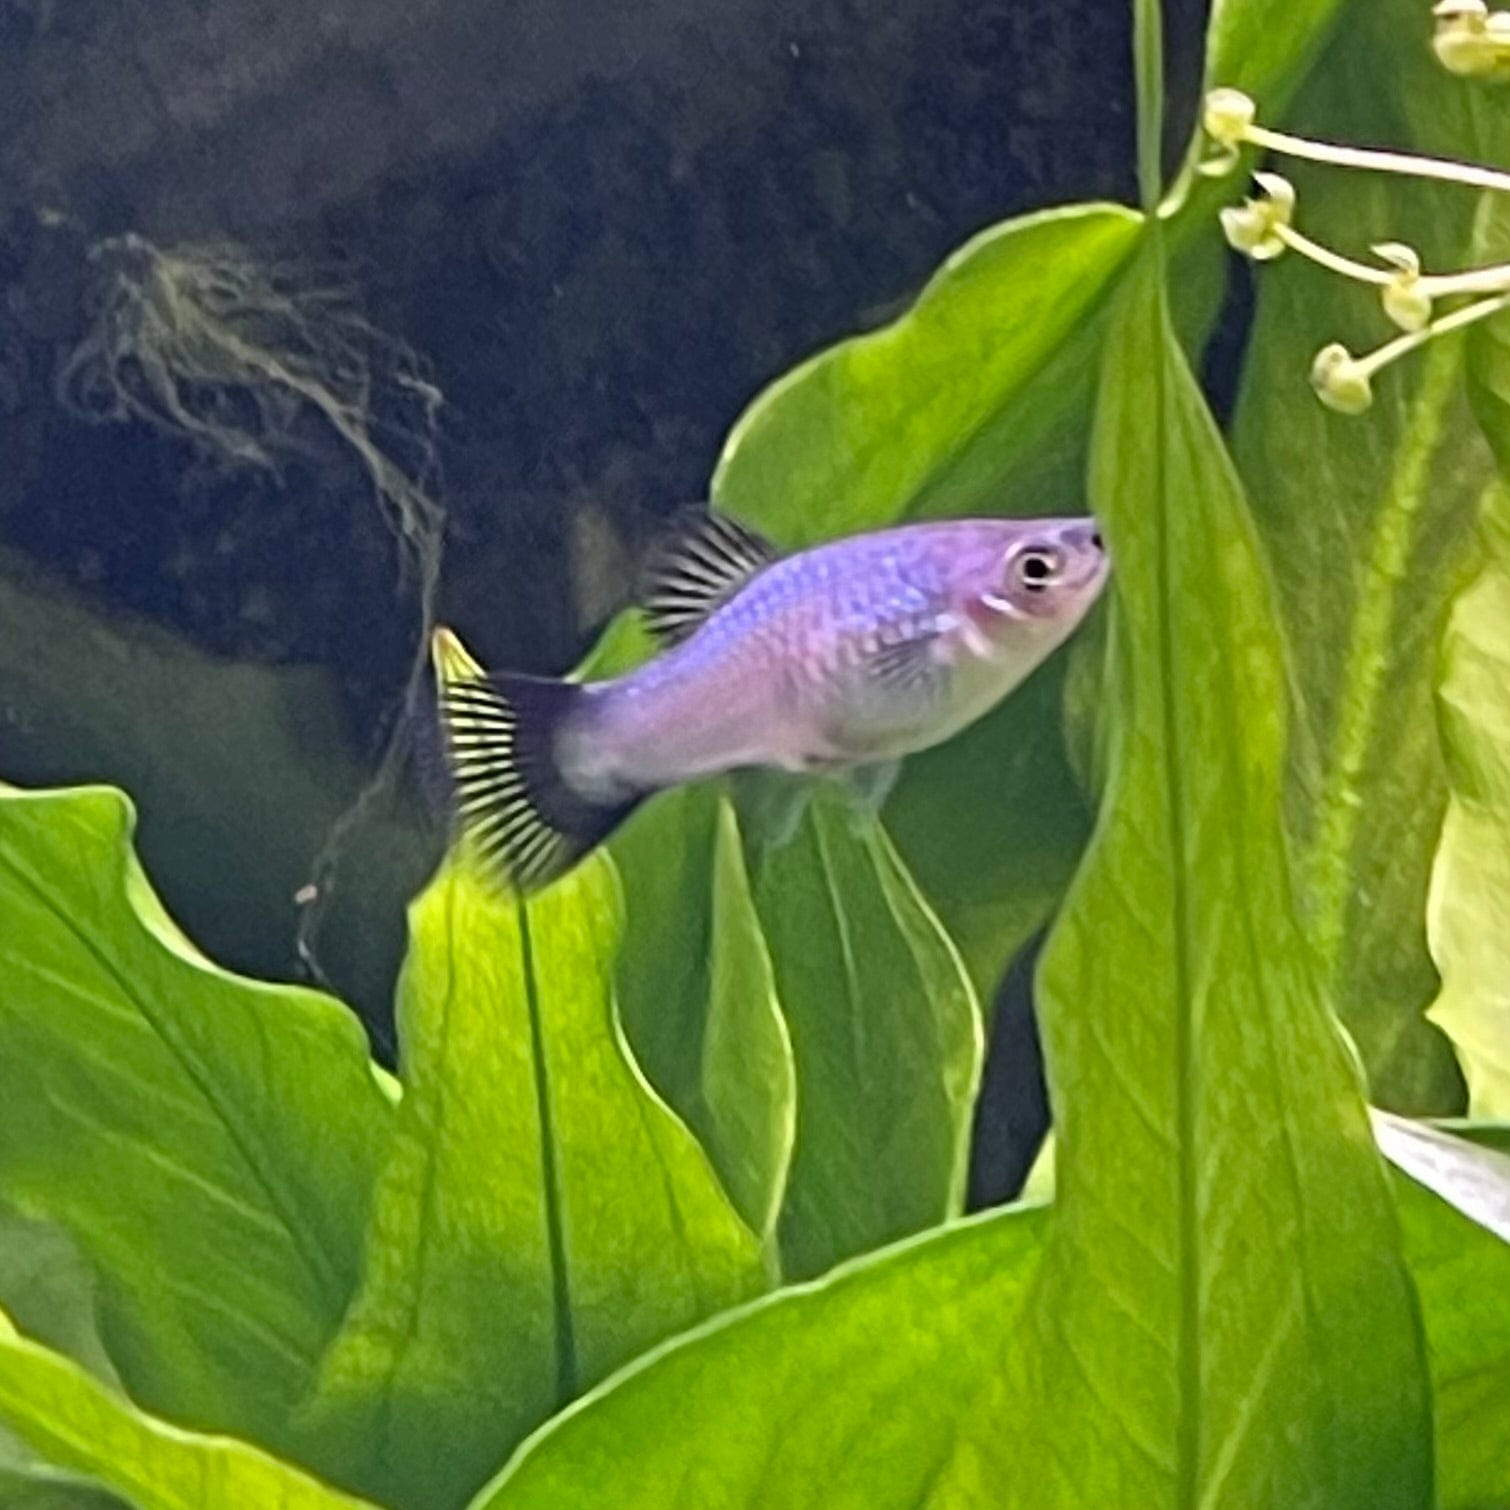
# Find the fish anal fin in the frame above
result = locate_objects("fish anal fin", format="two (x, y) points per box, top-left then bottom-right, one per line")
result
(638, 505), (780, 646)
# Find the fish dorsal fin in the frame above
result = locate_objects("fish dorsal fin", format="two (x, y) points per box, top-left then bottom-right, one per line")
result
(638, 506), (780, 646)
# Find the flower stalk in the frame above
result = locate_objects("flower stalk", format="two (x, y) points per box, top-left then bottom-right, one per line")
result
(1201, 87), (1510, 414)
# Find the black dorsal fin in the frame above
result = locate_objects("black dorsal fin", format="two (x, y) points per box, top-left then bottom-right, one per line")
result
(638, 506), (780, 646)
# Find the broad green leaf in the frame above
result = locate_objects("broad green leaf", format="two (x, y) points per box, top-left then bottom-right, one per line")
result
(471, 1205), (1052, 1509)
(1229, 0), (1504, 1110)
(0, 1210), (120, 1391)
(1426, 509), (1510, 1115)
(0, 1213), (123, 1507)
(613, 788), (794, 1248)
(0, 1309), (376, 1510)
(304, 849), (766, 1510)
(745, 791), (981, 1279)
(0, 1469), (120, 1510)
(714, 205), (1142, 992)
(1024, 247), (1429, 1503)
(713, 203), (1142, 546)
(480, 1121), (1476, 1510)
(0, 786), (391, 1449)
(1393, 1154), (1510, 1510)
(1201, 0), (1347, 112)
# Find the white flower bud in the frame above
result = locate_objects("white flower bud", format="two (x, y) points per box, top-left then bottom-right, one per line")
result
(1433, 0), (1510, 77)
(1382, 281), (1433, 331)
(1372, 242), (1421, 276)
(1202, 88), (1257, 147)
(1218, 173), (1296, 261)
(1371, 243), (1433, 331)
(1310, 344), (1374, 415)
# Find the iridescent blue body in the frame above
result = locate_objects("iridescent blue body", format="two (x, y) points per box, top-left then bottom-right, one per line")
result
(436, 511), (1107, 891)
(562, 516), (1108, 800)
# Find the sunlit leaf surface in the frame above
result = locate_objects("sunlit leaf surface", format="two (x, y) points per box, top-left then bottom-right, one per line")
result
(0, 1310), (376, 1510)
(613, 787), (795, 1248)
(470, 1208), (1052, 1509)
(305, 847), (766, 1510)
(1020, 243), (1430, 1506)
(1427, 503), (1510, 1117)
(746, 790), (981, 1278)
(0, 786), (391, 1449)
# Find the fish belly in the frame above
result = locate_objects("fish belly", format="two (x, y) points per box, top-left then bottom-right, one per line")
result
(562, 664), (817, 796)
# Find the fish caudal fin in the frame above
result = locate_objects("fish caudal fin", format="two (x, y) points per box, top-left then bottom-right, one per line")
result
(432, 629), (640, 893)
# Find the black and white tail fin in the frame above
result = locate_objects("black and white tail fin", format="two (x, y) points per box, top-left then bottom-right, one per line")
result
(432, 629), (640, 893)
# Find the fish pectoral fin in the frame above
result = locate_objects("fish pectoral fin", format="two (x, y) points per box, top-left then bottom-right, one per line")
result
(840, 759), (901, 828)
(857, 632), (945, 698)
(638, 505), (781, 646)
(728, 767), (812, 853)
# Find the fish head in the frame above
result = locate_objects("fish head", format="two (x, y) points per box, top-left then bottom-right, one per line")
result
(962, 516), (1109, 648)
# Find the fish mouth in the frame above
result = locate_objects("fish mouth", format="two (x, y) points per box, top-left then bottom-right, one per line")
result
(1067, 549), (1111, 594)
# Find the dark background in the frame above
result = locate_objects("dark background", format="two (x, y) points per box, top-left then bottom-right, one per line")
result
(0, 0), (1210, 1202)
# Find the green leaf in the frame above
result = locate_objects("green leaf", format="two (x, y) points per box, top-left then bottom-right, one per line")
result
(1426, 511), (1510, 1116)
(883, 658), (1093, 998)
(0, 785), (391, 1449)
(1024, 245), (1430, 1503)
(0, 1213), (124, 1507)
(1201, 0), (1348, 108)
(1394, 1146), (1510, 1510)
(0, 1210), (120, 1392)
(613, 788), (794, 1247)
(0, 1468), (121, 1510)
(714, 203), (1142, 546)
(305, 851), (767, 1510)
(1229, 0), (1505, 1110)
(469, 1206), (1052, 1509)
(1467, 222), (1510, 485)
(0, 1309), (377, 1510)
(745, 791), (982, 1279)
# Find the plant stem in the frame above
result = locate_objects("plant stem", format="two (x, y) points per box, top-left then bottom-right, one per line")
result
(1358, 290), (1510, 377)
(1247, 123), (1510, 196)
(1133, 0), (1165, 211)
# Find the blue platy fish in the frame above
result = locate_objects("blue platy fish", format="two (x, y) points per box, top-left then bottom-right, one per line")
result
(434, 508), (1108, 891)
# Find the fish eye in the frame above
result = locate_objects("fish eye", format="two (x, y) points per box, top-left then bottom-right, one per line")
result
(1015, 547), (1061, 591)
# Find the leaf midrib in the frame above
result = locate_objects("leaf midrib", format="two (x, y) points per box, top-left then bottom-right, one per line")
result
(517, 898), (578, 1408)
(1145, 279), (1203, 1510)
